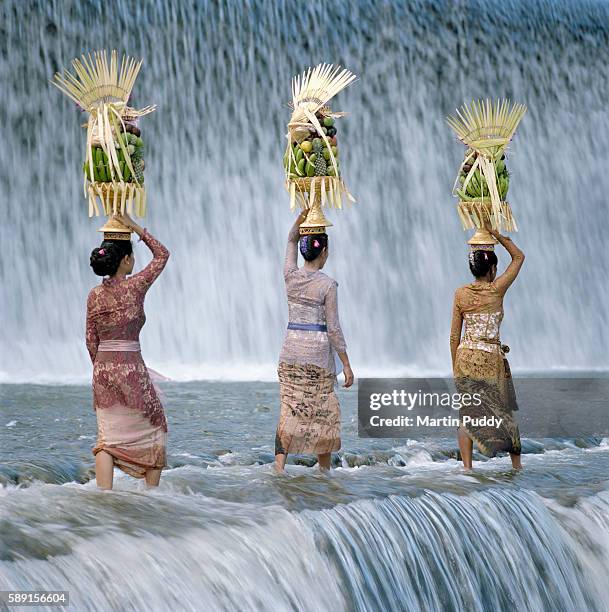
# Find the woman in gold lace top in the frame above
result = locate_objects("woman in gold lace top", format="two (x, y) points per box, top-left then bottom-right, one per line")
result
(274, 212), (354, 473)
(450, 229), (525, 469)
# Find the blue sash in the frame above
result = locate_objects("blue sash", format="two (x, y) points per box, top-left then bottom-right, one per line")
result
(287, 322), (328, 332)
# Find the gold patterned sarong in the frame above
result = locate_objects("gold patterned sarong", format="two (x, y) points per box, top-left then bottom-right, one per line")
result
(275, 362), (341, 455)
(454, 346), (521, 457)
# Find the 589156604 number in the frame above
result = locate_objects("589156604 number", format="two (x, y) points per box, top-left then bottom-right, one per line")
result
(0, 591), (69, 607)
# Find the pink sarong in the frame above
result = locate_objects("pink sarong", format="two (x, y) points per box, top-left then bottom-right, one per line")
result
(93, 340), (169, 478)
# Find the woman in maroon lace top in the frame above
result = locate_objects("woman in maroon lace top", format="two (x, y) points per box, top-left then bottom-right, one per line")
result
(86, 213), (170, 489)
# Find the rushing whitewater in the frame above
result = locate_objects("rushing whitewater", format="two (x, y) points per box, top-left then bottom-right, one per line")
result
(1, 0), (608, 382)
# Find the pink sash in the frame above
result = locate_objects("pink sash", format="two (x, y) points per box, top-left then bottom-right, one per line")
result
(98, 340), (141, 352)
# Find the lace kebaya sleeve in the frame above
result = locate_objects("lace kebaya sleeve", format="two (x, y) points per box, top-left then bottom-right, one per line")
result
(450, 290), (463, 370)
(131, 229), (170, 293)
(325, 280), (347, 353)
(86, 292), (99, 364)
(283, 225), (300, 279)
(493, 237), (525, 296)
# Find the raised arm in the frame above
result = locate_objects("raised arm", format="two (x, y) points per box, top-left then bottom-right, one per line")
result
(284, 211), (307, 279)
(130, 229), (170, 292)
(86, 293), (99, 364)
(490, 230), (525, 296)
(115, 214), (169, 292)
(326, 280), (353, 387)
(450, 290), (463, 371)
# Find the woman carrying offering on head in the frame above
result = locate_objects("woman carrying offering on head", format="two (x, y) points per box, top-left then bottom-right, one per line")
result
(86, 213), (170, 489)
(274, 211), (354, 473)
(450, 228), (525, 470)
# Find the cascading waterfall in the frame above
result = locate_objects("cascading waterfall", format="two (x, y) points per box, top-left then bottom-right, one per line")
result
(1, 0), (608, 382)
(307, 488), (609, 611)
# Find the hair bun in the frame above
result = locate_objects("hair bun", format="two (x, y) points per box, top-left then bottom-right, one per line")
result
(90, 240), (133, 277)
(299, 233), (328, 262)
(468, 249), (498, 278)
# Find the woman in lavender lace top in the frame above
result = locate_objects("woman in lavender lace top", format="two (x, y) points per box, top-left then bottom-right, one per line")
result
(274, 212), (354, 472)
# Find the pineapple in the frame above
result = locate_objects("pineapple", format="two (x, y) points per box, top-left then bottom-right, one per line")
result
(129, 146), (144, 183)
(313, 139), (327, 176)
(132, 157), (145, 183)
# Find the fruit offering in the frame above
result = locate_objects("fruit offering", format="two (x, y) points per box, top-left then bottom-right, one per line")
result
(83, 123), (145, 185)
(447, 99), (526, 234)
(52, 50), (156, 219)
(284, 63), (356, 212)
(456, 149), (509, 202)
(284, 111), (340, 179)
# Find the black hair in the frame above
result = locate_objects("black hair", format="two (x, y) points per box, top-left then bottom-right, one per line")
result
(90, 240), (133, 277)
(468, 249), (498, 278)
(299, 233), (328, 262)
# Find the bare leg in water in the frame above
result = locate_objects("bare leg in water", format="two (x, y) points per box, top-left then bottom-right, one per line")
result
(274, 453), (331, 472)
(510, 453), (522, 470)
(459, 428), (523, 470)
(145, 469), (162, 487)
(458, 427), (473, 470)
(317, 453), (331, 471)
(95, 450), (114, 489)
(96, 451), (162, 489)
(274, 452), (287, 473)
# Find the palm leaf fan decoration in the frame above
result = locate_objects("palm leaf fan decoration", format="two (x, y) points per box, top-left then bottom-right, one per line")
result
(290, 64), (357, 125)
(447, 99), (527, 234)
(52, 50), (155, 218)
(285, 64), (357, 213)
(446, 99), (526, 157)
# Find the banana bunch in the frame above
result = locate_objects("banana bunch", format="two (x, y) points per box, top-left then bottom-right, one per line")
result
(457, 154), (510, 201)
(83, 125), (145, 184)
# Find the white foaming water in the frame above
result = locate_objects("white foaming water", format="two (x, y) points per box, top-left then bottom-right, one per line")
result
(0, 361), (450, 384)
(3, 479), (609, 610)
(0, 484), (345, 611)
(1, 0), (608, 383)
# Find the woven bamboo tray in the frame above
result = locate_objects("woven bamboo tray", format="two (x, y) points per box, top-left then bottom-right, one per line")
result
(457, 199), (517, 232)
(87, 181), (146, 219)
